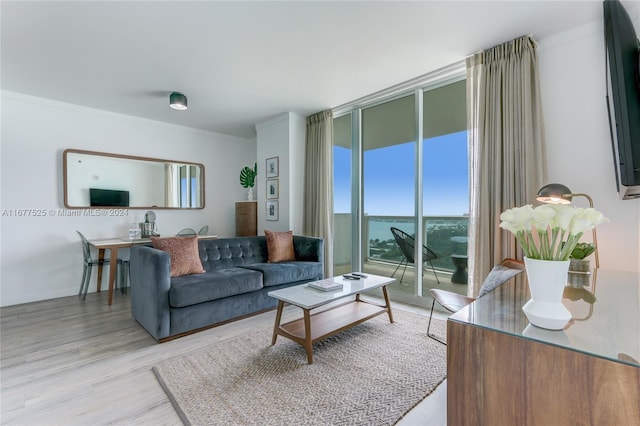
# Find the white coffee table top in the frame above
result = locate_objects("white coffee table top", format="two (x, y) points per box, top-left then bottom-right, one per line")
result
(268, 273), (395, 310)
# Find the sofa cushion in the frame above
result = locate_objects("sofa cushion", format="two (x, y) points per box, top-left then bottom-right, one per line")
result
(239, 262), (323, 287)
(151, 236), (205, 277)
(169, 268), (263, 308)
(265, 230), (295, 262)
(199, 237), (267, 271)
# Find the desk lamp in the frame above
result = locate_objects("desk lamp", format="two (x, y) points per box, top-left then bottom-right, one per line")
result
(536, 183), (599, 268)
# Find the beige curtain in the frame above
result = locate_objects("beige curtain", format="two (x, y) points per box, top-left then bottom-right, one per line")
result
(304, 110), (334, 277)
(165, 163), (179, 208)
(467, 35), (547, 296)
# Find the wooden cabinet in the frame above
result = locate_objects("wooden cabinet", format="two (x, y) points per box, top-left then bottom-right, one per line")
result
(235, 201), (257, 236)
(447, 270), (640, 425)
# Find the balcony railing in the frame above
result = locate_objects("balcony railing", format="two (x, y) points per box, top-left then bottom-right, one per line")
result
(334, 213), (469, 273)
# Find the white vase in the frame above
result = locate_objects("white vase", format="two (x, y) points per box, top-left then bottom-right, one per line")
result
(247, 187), (254, 201)
(522, 257), (571, 330)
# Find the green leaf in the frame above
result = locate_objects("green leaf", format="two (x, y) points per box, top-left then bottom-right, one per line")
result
(569, 242), (596, 259)
(239, 163), (257, 188)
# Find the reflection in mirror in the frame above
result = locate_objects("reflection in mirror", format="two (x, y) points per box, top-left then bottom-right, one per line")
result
(63, 149), (205, 209)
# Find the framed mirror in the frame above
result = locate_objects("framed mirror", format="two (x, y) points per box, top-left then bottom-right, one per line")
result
(63, 149), (205, 209)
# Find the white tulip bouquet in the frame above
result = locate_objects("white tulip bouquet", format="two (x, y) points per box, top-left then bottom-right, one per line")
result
(499, 204), (608, 261)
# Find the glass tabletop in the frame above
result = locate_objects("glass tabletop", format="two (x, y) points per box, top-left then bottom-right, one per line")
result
(268, 273), (395, 310)
(449, 268), (640, 367)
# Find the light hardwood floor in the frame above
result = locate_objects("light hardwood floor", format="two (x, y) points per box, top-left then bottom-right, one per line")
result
(1, 291), (447, 426)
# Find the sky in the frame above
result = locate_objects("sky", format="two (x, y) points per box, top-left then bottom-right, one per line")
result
(334, 130), (468, 216)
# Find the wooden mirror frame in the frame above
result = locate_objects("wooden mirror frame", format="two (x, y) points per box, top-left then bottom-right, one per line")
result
(63, 149), (205, 209)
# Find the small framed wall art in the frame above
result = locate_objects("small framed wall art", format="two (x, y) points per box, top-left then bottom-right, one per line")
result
(265, 156), (279, 178)
(266, 179), (279, 199)
(266, 200), (279, 221)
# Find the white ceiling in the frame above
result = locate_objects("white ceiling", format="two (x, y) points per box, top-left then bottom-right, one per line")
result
(0, 1), (616, 138)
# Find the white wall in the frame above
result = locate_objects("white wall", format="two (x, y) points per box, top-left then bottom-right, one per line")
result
(538, 14), (639, 272)
(255, 112), (306, 235)
(0, 91), (256, 306)
(289, 113), (307, 233)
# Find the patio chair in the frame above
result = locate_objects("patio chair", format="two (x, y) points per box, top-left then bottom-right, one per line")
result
(390, 227), (440, 285)
(427, 258), (525, 344)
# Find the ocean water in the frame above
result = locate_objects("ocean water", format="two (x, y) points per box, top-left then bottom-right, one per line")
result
(367, 219), (413, 242)
(366, 217), (468, 242)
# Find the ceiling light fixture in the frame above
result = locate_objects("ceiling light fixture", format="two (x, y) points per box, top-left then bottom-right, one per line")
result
(169, 92), (188, 110)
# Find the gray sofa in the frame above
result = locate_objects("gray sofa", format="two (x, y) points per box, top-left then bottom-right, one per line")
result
(129, 235), (324, 341)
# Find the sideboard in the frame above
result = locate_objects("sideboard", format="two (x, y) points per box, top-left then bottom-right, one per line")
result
(235, 201), (257, 236)
(447, 269), (640, 425)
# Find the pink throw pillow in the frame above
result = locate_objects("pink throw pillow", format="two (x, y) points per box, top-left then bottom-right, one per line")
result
(264, 230), (295, 263)
(151, 236), (205, 277)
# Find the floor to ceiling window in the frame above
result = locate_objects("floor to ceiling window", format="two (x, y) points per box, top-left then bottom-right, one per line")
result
(333, 114), (352, 275)
(361, 94), (419, 300)
(421, 80), (468, 301)
(178, 164), (202, 208)
(333, 73), (468, 307)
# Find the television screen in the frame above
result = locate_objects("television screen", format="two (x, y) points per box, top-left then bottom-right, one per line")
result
(604, 0), (640, 196)
(89, 188), (130, 207)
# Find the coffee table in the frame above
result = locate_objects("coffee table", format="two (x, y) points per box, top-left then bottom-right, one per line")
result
(268, 273), (395, 364)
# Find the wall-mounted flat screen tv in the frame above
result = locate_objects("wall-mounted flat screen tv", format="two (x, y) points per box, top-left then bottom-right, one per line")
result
(604, 0), (640, 199)
(89, 188), (130, 207)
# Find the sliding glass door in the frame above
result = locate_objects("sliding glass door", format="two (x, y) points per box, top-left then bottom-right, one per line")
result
(361, 94), (419, 300)
(422, 80), (468, 296)
(333, 77), (468, 306)
(333, 114), (352, 275)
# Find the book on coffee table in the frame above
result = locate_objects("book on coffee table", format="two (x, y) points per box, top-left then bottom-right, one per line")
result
(308, 279), (343, 292)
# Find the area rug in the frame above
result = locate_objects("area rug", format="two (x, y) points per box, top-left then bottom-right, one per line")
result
(152, 309), (447, 426)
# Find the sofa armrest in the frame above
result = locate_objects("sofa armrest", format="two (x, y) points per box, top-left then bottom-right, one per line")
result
(129, 245), (171, 341)
(293, 235), (324, 265)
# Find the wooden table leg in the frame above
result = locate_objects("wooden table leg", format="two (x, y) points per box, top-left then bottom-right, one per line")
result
(382, 285), (394, 323)
(107, 247), (119, 306)
(272, 300), (284, 345)
(303, 308), (313, 364)
(96, 249), (105, 292)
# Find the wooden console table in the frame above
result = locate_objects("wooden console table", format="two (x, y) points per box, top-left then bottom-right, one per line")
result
(447, 269), (640, 425)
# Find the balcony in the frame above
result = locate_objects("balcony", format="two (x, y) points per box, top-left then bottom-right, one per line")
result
(334, 214), (469, 308)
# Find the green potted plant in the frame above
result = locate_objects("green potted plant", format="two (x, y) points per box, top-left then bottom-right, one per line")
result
(239, 163), (257, 200)
(568, 242), (595, 286)
(569, 242), (595, 272)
